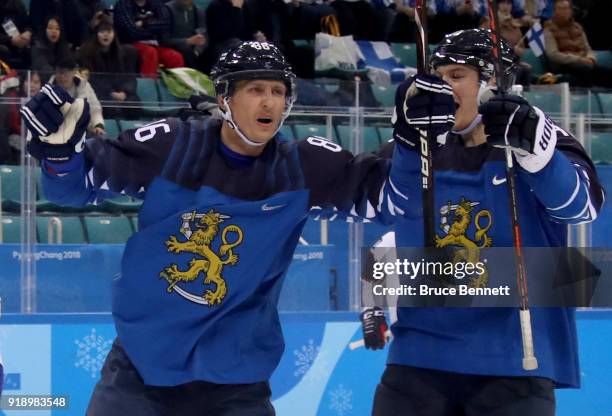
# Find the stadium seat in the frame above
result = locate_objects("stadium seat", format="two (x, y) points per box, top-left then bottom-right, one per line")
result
(136, 77), (160, 106)
(84, 216), (133, 244)
(336, 125), (381, 152)
(598, 93), (612, 116)
(377, 127), (394, 143)
(0, 215), (20, 243)
(523, 90), (560, 114)
(118, 120), (148, 132)
(193, 0), (213, 9)
(279, 125), (295, 141)
(590, 132), (612, 164)
(521, 49), (547, 78)
(293, 124), (338, 143)
(0, 165), (21, 211)
(371, 84), (395, 108)
(37, 216), (86, 244)
(104, 119), (120, 139)
(594, 50), (612, 69)
(98, 195), (143, 213)
(571, 93), (602, 116)
(390, 43), (418, 68)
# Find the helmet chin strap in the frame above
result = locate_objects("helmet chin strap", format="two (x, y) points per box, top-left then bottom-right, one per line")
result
(220, 96), (295, 147)
(452, 80), (489, 136)
(221, 97), (266, 147)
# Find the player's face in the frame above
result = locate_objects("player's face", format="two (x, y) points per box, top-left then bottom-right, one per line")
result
(436, 64), (481, 131)
(227, 79), (287, 144)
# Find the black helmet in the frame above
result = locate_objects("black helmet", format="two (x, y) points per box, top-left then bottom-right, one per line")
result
(430, 29), (519, 85)
(210, 41), (297, 102)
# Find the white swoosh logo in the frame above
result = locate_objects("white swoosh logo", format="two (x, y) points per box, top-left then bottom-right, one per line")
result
(74, 135), (85, 153)
(492, 175), (507, 186)
(262, 203), (286, 211)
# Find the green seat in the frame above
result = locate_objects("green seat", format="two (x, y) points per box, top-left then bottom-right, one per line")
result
(279, 125), (295, 141)
(0, 215), (20, 243)
(377, 127), (394, 143)
(0, 165), (22, 212)
(118, 120), (148, 133)
(104, 119), (120, 139)
(598, 93), (612, 116)
(84, 216), (133, 244)
(371, 84), (396, 108)
(129, 215), (139, 232)
(390, 43), (418, 68)
(523, 90), (560, 114)
(571, 93), (601, 116)
(590, 132), (612, 164)
(136, 77), (160, 106)
(37, 216), (86, 244)
(522, 49), (547, 77)
(594, 50), (612, 69)
(336, 125), (380, 152)
(193, 0), (212, 9)
(98, 195), (143, 213)
(293, 124), (338, 143)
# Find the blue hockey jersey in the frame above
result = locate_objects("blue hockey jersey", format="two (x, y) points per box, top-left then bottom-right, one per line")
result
(41, 117), (410, 386)
(388, 120), (604, 388)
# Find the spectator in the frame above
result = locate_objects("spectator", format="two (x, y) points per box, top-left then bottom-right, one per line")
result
(30, 16), (74, 77)
(21, 71), (43, 98)
(480, 0), (532, 85)
(0, 61), (21, 164)
(514, 0), (553, 22)
(29, 0), (104, 48)
(0, 0), (32, 69)
(330, 0), (387, 41)
(388, 0), (436, 43)
(49, 57), (106, 136)
(77, 15), (140, 119)
(114, 0), (185, 78)
(205, 0), (247, 63)
(543, 0), (612, 87)
(164, 0), (208, 71)
(285, 0), (336, 40)
(427, 0), (487, 42)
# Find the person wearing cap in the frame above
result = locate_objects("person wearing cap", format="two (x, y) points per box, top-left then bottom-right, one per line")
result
(49, 57), (106, 136)
(365, 28), (604, 415)
(19, 40), (415, 415)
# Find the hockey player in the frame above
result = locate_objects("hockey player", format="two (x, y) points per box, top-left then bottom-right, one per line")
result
(20, 41), (412, 415)
(365, 29), (604, 415)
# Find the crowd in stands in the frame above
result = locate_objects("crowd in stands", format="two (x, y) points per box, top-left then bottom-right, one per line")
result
(0, 0), (610, 164)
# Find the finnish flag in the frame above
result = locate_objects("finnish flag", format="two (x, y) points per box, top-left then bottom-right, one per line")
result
(527, 21), (545, 57)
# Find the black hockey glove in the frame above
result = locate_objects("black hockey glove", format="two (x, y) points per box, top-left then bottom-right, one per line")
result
(360, 307), (388, 350)
(479, 94), (557, 173)
(392, 74), (456, 149)
(20, 84), (90, 163)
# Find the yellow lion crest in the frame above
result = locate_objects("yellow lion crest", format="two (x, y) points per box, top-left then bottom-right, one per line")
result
(159, 209), (243, 306)
(435, 197), (492, 287)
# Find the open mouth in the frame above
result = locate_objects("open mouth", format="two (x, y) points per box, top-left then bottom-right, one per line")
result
(257, 117), (273, 126)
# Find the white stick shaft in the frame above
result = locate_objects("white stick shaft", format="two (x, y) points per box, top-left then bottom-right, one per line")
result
(520, 309), (538, 370)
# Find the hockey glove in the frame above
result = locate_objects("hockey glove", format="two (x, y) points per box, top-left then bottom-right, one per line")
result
(20, 84), (90, 163)
(360, 307), (388, 350)
(392, 74), (456, 149)
(479, 94), (556, 173)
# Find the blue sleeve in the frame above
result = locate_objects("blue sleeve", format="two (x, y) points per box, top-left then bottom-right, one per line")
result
(40, 119), (179, 208)
(299, 139), (414, 225)
(520, 143), (605, 225)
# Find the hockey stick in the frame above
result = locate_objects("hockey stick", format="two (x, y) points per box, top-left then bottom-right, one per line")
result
(414, 0), (436, 248)
(486, 0), (538, 371)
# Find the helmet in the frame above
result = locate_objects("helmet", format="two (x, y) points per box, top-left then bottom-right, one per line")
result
(211, 41), (297, 102)
(210, 41), (297, 147)
(430, 29), (519, 86)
